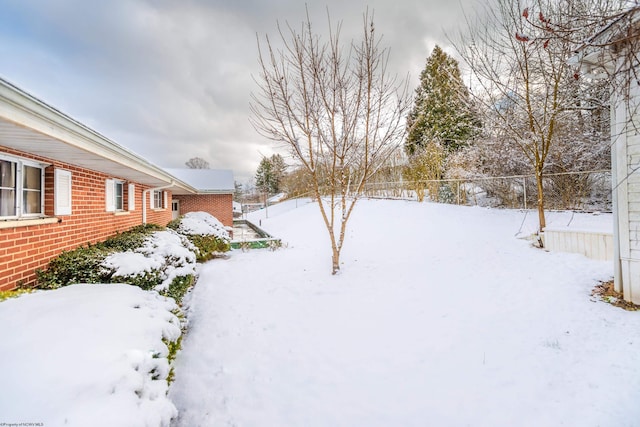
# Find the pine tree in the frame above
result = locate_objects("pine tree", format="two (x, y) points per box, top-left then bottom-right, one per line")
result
(255, 157), (273, 195)
(255, 154), (287, 195)
(269, 154), (287, 193)
(234, 181), (244, 201)
(405, 46), (480, 155)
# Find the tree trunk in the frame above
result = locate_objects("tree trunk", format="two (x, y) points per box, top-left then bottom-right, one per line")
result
(535, 169), (547, 233)
(331, 246), (340, 275)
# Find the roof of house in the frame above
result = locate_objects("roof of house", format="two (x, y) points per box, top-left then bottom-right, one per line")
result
(586, 6), (640, 47)
(164, 168), (235, 194)
(0, 77), (197, 195)
(571, 6), (640, 74)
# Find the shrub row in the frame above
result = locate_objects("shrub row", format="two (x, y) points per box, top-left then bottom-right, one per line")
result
(36, 224), (163, 290)
(167, 212), (231, 262)
(36, 215), (229, 304)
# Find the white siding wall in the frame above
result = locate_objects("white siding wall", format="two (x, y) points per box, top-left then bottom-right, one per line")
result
(629, 133), (640, 260)
(614, 74), (640, 304)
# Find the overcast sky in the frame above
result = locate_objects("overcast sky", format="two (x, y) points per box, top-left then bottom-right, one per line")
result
(0, 0), (482, 183)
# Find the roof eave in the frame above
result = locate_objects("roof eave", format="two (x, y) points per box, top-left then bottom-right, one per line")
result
(0, 77), (197, 193)
(193, 190), (235, 195)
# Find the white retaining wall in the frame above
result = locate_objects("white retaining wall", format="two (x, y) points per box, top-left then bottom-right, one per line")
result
(542, 228), (614, 261)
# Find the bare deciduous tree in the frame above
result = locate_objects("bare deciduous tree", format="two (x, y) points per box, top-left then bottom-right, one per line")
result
(250, 9), (410, 274)
(454, 0), (622, 233)
(185, 157), (210, 169)
(522, 0), (639, 98)
(281, 165), (313, 198)
(554, 3), (640, 185)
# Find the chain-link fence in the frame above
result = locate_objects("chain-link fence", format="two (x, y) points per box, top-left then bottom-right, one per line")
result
(361, 170), (612, 212)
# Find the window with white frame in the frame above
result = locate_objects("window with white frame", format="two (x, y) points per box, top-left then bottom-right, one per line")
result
(152, 190), (165, 209)
(114, 181), (124, 211)
(0, 154), (45, 218)
(105, 179), (126, 212)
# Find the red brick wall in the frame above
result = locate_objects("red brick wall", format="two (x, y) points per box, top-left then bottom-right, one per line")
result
(0, 147), (173, 291)
(173, 194), (233, 227)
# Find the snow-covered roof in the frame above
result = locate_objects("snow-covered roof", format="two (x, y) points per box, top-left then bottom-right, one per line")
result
(165, 168), (234, 194)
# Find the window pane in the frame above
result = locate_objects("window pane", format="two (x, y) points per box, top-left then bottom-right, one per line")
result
(115, 182), (123, 210)
(23, 190), (42, 214)
(0, 188), (16, 216)
(0, 160), (16, 188)
(23, 165), (41, 190)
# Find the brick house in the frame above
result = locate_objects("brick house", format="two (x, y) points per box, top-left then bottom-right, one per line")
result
(164, 168), (235, 227)
(0, 78), (199, 291)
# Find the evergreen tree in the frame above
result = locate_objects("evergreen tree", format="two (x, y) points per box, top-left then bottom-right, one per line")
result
(405, 45), (480, 155)
(255, 157), (273, 195)
(234, 181), (244, 201)
(269, 154), (287, 192)
(255, 154), (287, 195)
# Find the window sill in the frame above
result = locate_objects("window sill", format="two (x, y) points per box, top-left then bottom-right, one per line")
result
(114, 211), (131, 216)
(0, 217), (60, 229)
(151, 208), (166, 212)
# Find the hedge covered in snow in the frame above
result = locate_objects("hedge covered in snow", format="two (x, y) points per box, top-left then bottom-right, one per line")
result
(167, 211), (231, 262)
(0, 283), (181, 426)
(36, 212), (230, 304)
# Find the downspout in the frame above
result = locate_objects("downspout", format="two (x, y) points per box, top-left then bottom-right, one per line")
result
(142, 182), (175, 225)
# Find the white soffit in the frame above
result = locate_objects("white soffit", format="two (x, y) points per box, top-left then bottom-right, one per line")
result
(0, 78), (195, 192)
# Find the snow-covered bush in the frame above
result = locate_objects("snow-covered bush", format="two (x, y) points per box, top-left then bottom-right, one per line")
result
(37, 214), (228, 303)
(36, 225), (197, 304)
(101, 223), (165, 251)
(37, 224), (164, 290)
(36, 244), (108, 288)
(0, 284), (182, 426)
(102, 230), (197, 303)
(167, 212), (230, 262)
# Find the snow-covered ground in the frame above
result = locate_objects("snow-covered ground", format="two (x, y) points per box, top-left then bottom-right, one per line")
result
(0, 284), (181, 426)
(170, 199), (640, 426)
(0, 200), (635, 426)
(0, 211), (227, 427)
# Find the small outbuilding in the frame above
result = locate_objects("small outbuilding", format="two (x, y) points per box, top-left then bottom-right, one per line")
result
(164, 168), (235, 227)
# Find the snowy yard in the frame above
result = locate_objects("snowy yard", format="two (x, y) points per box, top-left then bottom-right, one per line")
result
(1, 199), (638, 426)
(169, 199), (640, 426)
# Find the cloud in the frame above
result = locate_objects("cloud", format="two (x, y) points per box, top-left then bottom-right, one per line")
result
(0, 0), (482, 183)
